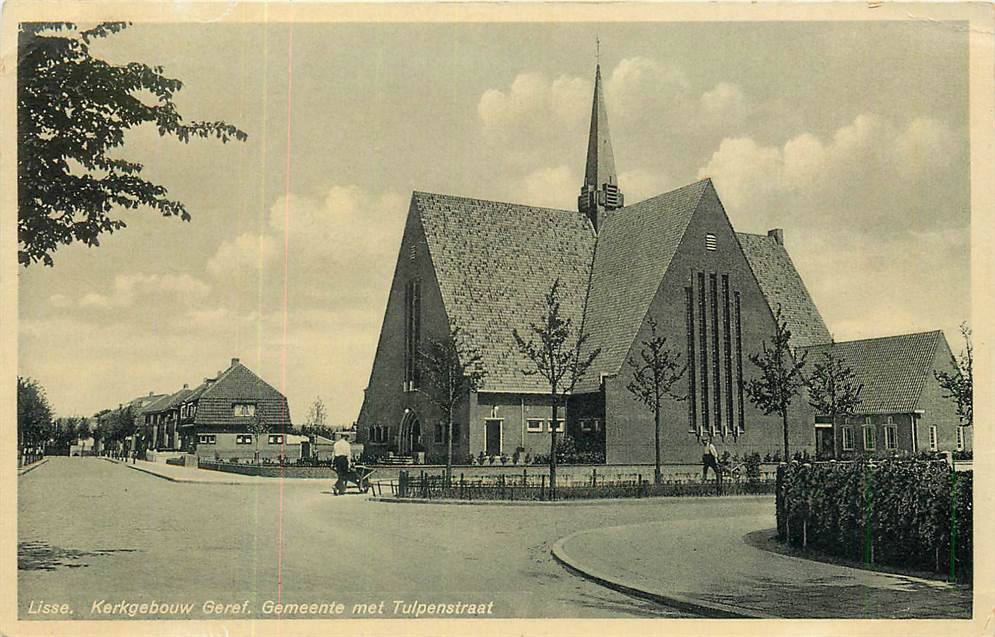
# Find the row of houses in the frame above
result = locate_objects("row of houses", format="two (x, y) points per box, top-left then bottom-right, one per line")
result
(96, 358), (305, 462)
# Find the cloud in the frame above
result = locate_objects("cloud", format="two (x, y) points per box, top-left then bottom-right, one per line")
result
(75, 273), (211, 309)
(520, 165), (578, 209)
(696, 113), (969, 342)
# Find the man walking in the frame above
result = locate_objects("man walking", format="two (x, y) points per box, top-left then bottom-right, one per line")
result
(701, 436), (722, 493)
(332, 435), (352, 495)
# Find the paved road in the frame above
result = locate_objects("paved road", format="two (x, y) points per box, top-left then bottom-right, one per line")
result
(18, 457), (777, 620)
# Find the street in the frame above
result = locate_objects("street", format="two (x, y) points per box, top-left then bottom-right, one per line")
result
(16, 457), (775, 620)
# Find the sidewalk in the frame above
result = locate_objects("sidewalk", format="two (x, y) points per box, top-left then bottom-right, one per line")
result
(552, 513), (971, 619)
(107, 458), (333, 485)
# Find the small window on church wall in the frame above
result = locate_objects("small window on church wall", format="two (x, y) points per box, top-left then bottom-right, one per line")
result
(705, 233), (718, 251)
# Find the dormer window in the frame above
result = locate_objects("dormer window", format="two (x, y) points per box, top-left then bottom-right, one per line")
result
(705, 233), (718, 251)
(233, 403), (256, 417)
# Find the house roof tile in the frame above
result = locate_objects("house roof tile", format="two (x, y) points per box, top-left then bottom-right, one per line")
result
(800, 330), (943, 414)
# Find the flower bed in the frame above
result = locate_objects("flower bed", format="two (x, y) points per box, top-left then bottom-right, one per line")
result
(776, 460), (972, 581)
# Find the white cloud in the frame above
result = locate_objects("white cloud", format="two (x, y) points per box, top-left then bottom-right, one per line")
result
(520, 165), (577, 210)
(75, 273), (211, 309)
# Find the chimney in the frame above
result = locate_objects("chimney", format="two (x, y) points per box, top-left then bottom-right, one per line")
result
(183, 383), (189, 389)
(767, 228), (784, 245)
(149, 391), (154, 397)
(231, 357), (240, 367)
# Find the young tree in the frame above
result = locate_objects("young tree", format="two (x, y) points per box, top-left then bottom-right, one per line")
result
(806, 349), (864, 420)
(248, 415), (271, 464)
(18, 22), (247, 267)
(513, 279), (601, 499)
(935, 322), (973, 429)
(305, 397), (328, 430)
(746, 306), (807, 460)
(626, 317), (687, 484)
(17, 376), (54, 462)
(418, 326), (486, 484)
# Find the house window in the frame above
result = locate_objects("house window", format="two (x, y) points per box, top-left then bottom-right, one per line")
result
(434, 424), (444, 444)
(198, 434), (216, 445)
(268, 434), (284, 445)
(705, 233), (718, 251)
(841, 427), (854, 451)
(233, 403), (256, 417)
(862, 426), (876, 451)
(548, 419), (565, 433)
(580, 420), (593, 433)
(884, 426), (897, 450)
(929, 426), (938, 451)
(527, 418), (544, 433)
(235, 434), (253, 445)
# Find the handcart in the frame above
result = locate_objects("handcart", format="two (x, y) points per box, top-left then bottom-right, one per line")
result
(333, 463), (375, 495)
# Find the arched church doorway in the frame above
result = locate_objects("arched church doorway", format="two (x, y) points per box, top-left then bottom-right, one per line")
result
(398, 410), (421, 455)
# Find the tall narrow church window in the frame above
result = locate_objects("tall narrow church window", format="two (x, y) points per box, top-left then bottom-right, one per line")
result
(685, 285), (698, 434)
(734, 291), (745, 433)
(404, 279), (422, 390)
(710, 274), (722, 434)
(723, 275), (734, 435)
(697, 272), (710, 433)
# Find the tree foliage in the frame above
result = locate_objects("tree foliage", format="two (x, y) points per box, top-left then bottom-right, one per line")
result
(17, 376), (54, 450)
(935, 322), (973, 428)
(513, 279), (601, 498)
(626, 317), (686, 483)
(305, 397), (328, 429)
(805, 349), (863, 418)
(18, 22), (248, 266)
(418, 326), (486, 481)
(746, 306), (807, 458)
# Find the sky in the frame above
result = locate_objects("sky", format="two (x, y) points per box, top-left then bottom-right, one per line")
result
(18, 20), (971, 425)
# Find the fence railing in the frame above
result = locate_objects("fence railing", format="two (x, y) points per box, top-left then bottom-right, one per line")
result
(396, 469), (776, 501)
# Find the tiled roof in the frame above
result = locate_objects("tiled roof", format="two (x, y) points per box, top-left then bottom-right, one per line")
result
(144, 389), (186, 415)
(159, 387), (193, 412)
(193, 363), (291, 428)
(736, 232), (832, 348)
(576, 179), (711, 392)
(800, 331), (943, 414)
(415, 191), (596, 392)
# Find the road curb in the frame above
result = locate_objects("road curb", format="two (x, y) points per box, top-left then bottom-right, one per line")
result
(550, 527), (774, 619)
(113, 459), (263, 485)
(17, 458), (49, 476)
(369, 494), (773, 507)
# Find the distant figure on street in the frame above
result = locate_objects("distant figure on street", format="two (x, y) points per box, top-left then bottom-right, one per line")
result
(701, 436), (722, 492)
(332, 436), (352, 495)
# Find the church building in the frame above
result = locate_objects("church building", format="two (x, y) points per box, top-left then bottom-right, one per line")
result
(356, 63), (966, 465)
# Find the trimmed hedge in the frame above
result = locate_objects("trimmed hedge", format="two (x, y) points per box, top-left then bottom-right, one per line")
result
(776, 460), (971, 581)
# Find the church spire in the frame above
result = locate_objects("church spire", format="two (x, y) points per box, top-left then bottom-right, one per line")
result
(578, 58), (623, 232)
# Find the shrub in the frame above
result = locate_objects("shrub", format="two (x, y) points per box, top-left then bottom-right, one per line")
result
(744, 452), (762, 486)
(777, 460), (972, 580)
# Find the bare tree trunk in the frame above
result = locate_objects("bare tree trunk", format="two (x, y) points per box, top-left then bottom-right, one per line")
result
(550, 394), (558, 501)
(446, 412), (454, 487)
(654, 395), (662, 484)
(782, 409), (790, 460)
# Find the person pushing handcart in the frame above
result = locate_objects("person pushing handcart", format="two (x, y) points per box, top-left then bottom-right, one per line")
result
(331, 436), (374, 495)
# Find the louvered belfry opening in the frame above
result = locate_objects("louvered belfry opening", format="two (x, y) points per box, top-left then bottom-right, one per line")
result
(686, 271), (746, 439)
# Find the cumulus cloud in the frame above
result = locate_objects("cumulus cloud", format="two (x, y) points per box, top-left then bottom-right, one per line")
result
(74, 273), (211, 309)
(697, 113), (969, 342)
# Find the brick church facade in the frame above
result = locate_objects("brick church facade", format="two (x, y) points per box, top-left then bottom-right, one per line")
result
(357, 63), (968, 464)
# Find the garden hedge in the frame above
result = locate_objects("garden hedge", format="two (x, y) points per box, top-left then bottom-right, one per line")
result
(776, 460), (971, 581)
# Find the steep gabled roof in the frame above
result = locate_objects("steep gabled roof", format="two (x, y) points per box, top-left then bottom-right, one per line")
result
(143, 389), (188, 415)
(576, 179), (711, 392)
(193, 362), (291, 427)
(799, 330), (944, 414)
(736, 231), (832, 348)
(414, 191), (596, 392)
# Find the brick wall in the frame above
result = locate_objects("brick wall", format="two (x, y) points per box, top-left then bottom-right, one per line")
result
(604, 186), (816, 464)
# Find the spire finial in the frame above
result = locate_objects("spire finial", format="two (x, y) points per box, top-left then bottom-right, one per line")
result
(596, 35), (600, 65)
